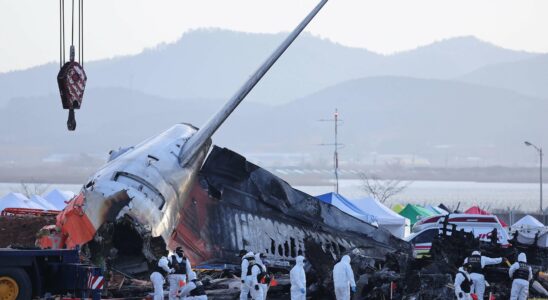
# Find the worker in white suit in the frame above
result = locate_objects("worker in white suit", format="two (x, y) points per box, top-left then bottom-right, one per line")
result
(179, 271), (208, 300)
(290, 255), (306, 300)
(454, 264), (472, 300)
(240, 251), (254, 300)
(167, 247), (192, 300)
(150, 255), (172, 300)
(509, 253), (533, 300)
(462, 250), (502, 299)
(333, 255), (356, 300)
(254, 252), (269, 300)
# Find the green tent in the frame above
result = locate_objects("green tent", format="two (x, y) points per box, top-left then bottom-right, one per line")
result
(398, 204), (435, 226)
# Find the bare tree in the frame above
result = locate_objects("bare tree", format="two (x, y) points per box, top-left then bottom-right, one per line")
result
(359, 173), (411, 204)
(14, 181), (50, 198)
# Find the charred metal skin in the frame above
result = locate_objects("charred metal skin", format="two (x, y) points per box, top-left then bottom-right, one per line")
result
(169, 147), (410, 268)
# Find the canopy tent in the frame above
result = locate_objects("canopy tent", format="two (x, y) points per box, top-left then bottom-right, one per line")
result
(351, 196), (408, 238)
(537, 232), (548, 248)
(43, 189), (75, 210)
(509, 215), (547, 246)
(425, 205), (448, 215)
(464, 206), (490, 215)
(464, 206), (508, 227)
(399, 204), (435, 226)
(0, 192), (43, 211)
(392, 203), (405, 214)
(29, 195), (58, 210)
(512, 215), (544, 229)
(316, 193), (377, 225)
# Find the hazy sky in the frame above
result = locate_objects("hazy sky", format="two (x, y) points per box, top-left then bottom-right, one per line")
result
(1, 0), (547, 73)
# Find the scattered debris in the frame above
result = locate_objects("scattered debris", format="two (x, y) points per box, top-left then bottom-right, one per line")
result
(0, 215), (55, 248)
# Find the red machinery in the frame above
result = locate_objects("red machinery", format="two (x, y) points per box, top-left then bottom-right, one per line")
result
(1, 208), (60, 217)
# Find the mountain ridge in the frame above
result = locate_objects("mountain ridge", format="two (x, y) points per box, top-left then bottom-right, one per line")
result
(0, 29), (538, 107)
(1, 75), (546, 168)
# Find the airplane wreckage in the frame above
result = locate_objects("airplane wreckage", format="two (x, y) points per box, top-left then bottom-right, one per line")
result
(45, 0), (404, 274)
(42, 0), (411, 269)
(34, 0), (548, 299)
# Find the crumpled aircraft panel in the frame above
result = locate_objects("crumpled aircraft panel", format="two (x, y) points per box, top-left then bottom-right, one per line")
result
(170, 146), (410, 267)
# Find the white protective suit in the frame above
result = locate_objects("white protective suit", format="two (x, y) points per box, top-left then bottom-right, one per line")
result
(290, 256), (306, 300)
(247, 263), (264, 300)
(254, 253), (269, 300)
(167, 252), (193, 300)
(454, 267), (472, 300)
(179, 271), (207, 300)
(509, 253), (533, 300)
(333, 255), (356, 300)
(240, 252), (254, 300)
(463, 251), (502, 299)
(150, 256), (171, 300)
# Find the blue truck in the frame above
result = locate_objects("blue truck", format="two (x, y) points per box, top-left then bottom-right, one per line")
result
(0, 248), (103, 300)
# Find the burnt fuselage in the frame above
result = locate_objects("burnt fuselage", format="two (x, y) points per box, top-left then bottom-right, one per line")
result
(170, 146), (410, 268)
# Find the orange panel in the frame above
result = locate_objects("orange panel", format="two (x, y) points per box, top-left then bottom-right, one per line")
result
(56, 192), (96, 249)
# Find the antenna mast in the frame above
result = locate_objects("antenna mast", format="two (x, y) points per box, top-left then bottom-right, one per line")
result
(320, 108), (343, 193)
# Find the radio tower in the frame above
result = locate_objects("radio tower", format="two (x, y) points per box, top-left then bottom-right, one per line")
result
(320, 109), (343, 193)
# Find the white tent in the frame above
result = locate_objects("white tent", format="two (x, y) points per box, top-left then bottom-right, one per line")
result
(29, 195), (58, 210)
(42, 189), (75, 210)
(508, 215), (547, 247)
(0, 192), (42, 211)
(537, 232), (548, 248)
(425, 205), (448, 215)
(351, 196), (409, 238)
(512, 215), (544, 230)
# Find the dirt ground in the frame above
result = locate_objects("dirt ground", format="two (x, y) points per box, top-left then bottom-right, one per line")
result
(0, 215), (55, 247)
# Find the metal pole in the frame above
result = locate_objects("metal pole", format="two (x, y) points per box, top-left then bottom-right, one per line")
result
(541, 147), (543, 215)
(319, 109), (343, 194)
(334, 109), (339, 193)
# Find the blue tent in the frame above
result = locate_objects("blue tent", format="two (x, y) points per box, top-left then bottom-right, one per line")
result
(316, 192), (377, 224)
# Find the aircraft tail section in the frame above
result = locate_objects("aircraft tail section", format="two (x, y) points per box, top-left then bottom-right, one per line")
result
(178, 0), (328, 166)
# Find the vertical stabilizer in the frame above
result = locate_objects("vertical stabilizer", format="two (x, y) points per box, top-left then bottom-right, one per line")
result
(179, 0), (328, 166)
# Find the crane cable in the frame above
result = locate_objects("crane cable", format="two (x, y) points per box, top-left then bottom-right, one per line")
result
(59, 0), (83, 65)
(80, 0), (83, 67)
(58, 0), (86, 131)
(59, 0), (64, 67)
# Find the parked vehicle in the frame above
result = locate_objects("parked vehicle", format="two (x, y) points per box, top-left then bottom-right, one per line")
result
(0, 248), (103, 300)
(406, 214), (510, 258)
